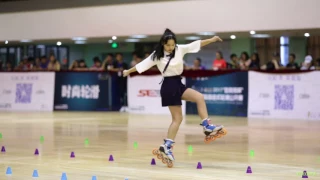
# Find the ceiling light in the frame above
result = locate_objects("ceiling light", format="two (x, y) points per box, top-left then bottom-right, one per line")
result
(196, 32), (215, 36)
(20, 39), (32, 43)
(230, 35), (236, 39)
(57, 41), (62, 46)
(304, 33), (310, 37)
(125, 39), (140, 42)
(5, 40), (8, 44)
(130, 35), (148, 38)
(72, 37), (87, 41)
(250, 31), (256, 35)
(251, 34), (271, 38)
(185, 36), (201, 40)
(75, 40), (86, 44)
(112, 36), (117, 40)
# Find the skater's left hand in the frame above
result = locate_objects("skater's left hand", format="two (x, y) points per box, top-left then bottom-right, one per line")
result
(123, 70), (130, 77)
(211, 36), (223, 42)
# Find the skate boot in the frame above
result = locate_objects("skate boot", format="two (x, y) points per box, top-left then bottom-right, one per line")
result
(200, 119), (227, 144)
(152, 139), (174, 168)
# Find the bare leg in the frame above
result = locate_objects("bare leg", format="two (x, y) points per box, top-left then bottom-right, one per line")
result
(167, 105), (183, 140)
(181, 88), (208, 120)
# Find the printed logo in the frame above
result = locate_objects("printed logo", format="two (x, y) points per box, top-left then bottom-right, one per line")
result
(138, 90), (160, 97)
(61, 85), (100, 99)
(15, 83), (33, 104)
(274, 85), (294, 110)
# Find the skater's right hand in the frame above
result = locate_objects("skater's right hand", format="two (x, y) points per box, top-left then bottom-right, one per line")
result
(123, 70), (130, 77)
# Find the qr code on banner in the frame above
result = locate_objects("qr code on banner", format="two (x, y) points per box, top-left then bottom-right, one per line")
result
(15, 83), (33, 104)
(274, 85), (294, 110)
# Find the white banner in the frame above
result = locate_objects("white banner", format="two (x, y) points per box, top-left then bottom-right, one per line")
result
(128, 75), (186, 115)
(0, 72), (55, 111)
(248, 71), (320, 120)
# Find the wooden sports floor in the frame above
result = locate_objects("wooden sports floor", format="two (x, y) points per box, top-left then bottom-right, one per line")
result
(0, 112), (319, 180)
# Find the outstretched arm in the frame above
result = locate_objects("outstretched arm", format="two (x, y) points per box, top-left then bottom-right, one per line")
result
(123, 52), (156, 77)
(201, 36), (223, 47)
(123, 66), (137, 77)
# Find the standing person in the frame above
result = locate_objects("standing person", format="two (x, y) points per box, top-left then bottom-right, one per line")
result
(122, 29), (227, 167)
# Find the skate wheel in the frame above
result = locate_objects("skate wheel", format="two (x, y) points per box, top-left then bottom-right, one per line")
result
(204, 136), (211, 144)
(167, 161), (173, 168)
(222, 128), (227, 135)
(216, 134), (222, 138)
(157, 154), (162, 159)
(162, 158), (167, 164)
(152, 149), (158, 155)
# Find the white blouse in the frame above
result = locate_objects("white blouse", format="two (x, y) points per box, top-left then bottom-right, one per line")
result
(135, 40), (201, 77)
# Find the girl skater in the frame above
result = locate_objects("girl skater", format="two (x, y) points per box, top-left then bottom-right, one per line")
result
(123, 29), (227, 167)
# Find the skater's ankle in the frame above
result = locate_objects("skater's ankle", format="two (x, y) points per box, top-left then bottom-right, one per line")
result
(200, 118), (212, 126)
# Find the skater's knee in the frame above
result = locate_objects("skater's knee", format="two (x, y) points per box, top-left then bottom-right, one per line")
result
(196, 93), (205, 103)
(172, 115), (183, 124)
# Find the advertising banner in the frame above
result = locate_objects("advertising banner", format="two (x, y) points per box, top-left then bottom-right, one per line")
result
(0, 72), (55, 111)
(186, 72), (248, 117)
(127, 75), (186, 115)
(248, 71), (320, 120)
(54, 72), (111, 111)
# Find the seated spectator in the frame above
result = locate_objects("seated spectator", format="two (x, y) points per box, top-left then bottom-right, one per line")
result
(301, 55), (315, 70)
(212, 51), (227, 70)
(69, 60), (79, 70)
(4, 61), (13, 71)
(247, 53), (260, 69)
(261, 52), (283, 71)
(32, 58), (41, 71)
(21, 56), (33, 71)
(14, 61), (24, 71)
(76, 59), (88, 71)
(130, 53), (142, 67)
(47, 55), (60, 71)
(286, 53), (299, 70)
(190, 57), (205, 70)
(39, 56), (48, 70)
(90, 57), (103, 71)
(239, 51), (249, 69)
(227, 54), (240, 69)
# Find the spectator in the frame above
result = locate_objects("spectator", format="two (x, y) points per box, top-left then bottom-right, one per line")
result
(69, 60), (79, 70)
(190, 57), (205, 70)
(114, 53), (128, 107)
(300, 55), (315, 70)
(39, 56), (48, 70)
(90, 57), (103, 71)
(76, 59), (88, 71)
(286, 53), (299, 70)
(227, 54), (239, 69)
(102, 53), (117, 72)
(247, 53), (260, 69)
(130, 52), (143, 67)
(212, 51), (227, 70)
(21, 56), (33, 70)
(261, 52), (283, 71)
(47, 55), (60, 71)
(4, 61), (13, 71)
(239, 51), (249, 69)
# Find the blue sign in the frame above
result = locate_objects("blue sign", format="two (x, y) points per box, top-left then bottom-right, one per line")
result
(54, 72), (111, 111)
(186, 72), (248, 117)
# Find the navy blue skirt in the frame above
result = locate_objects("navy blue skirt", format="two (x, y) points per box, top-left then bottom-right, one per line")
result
(160, 76), (187, 107)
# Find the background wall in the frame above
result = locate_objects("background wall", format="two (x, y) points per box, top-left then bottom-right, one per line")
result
(0, 0), (319, 41)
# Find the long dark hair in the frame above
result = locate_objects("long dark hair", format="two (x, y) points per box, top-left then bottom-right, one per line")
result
(152, 28), (177, 61)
